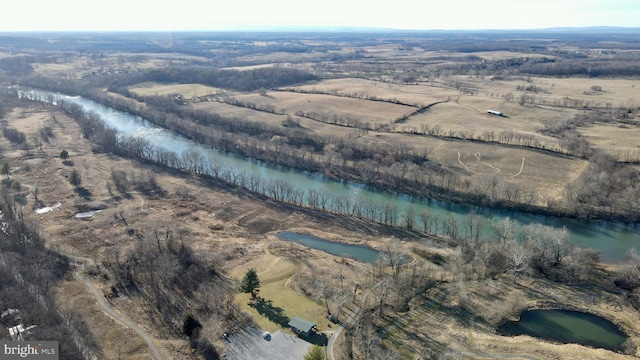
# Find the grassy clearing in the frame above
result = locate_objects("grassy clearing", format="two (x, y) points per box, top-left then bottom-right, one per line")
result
(365, 131), (586, 204)
(230, 252), (327, 333)
(290, 78), (457, 107)
(578, 122), (640, 159)
(382, 278), (640, 359)
(129, 82), (223, 98)
(192, 101), (288, 124)
(233, 91), (415, 127)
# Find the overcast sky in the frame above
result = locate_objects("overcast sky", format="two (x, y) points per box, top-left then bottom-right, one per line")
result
(2, 0), (639, 31)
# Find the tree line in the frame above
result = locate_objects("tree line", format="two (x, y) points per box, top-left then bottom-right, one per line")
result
(18, 85), (640, 222)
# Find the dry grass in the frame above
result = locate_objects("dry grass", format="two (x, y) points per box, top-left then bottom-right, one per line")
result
(54, 279), (158, 360)
(129, 82), (223, 98)
(192, 101), (289, 123)
(3, 97), (636, 360)
(233, 90), (415, 127)
(382, 277), (640, 359)
(229, 252), (328, 333)
(290, 78), (458, 107)
(578, 123), (640, 159)
(360, 131), (586, 205)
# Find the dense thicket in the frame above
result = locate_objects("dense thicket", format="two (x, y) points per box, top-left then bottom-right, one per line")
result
(131, 67), (318, 91)
(441, 53), (640, 77)
(0, 56), (34, 76)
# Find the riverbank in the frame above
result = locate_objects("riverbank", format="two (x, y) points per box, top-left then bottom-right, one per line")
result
(19, 89), (640, 263)
(21, 85), (640, 224)
(2, 99), (637, 360)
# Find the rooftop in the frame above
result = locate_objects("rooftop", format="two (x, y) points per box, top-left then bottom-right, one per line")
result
(288, 317), (316, 333)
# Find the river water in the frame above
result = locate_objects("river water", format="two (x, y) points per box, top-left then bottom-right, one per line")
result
(31, 92), (640, 263)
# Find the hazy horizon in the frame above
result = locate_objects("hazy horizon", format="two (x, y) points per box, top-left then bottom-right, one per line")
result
(2, 0), (639, 32)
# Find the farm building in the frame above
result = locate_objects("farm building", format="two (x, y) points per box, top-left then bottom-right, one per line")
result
(288, 317), (317, 337)
(486, 110), (504, 116)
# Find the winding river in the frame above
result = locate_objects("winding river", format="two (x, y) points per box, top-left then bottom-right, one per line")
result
(29, 91), (640, 263)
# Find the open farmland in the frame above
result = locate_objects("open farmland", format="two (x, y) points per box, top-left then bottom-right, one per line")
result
(231, 90), (417, 128)
(129, 82), (223, 98)
(289, 78), (459, 107)
(365, 132), (587, 204)
(3, 29), (640, 360)
(578, 123), (640, 161)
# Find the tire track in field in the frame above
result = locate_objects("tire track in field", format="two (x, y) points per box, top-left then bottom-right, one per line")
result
(474, 152), (500, 173)
(511, 157), (525, 177)
(457, 152), (473, 173)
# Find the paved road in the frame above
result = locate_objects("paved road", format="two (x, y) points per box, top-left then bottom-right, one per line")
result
(222, 328), (310, 360)
(70, 255), (165, 360)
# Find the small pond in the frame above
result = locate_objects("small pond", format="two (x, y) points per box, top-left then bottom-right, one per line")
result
(497, 309), (628, 352)
(275, 231), (381, 263)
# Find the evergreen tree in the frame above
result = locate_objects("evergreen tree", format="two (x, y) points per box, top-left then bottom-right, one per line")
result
(240, 268), (260, 298)
(69, 169), (82, 187)
(304, 346), (325, 360)
(182, 314), (201, 338)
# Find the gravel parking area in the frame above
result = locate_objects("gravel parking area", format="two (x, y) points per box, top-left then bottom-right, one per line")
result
(222, 327), (312, 360)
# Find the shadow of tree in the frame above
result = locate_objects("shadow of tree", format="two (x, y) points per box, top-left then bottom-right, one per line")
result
(249, 297), (290, 327)
(74, 187), (92, 200)
(299, 331), (328, 346)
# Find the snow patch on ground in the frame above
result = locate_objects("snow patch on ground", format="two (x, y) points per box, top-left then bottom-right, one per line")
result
(75, 210), (102, 218)
(35, 202), (61, 214)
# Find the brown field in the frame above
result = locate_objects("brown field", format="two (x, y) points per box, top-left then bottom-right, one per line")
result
(578, 123), (640, 151)
(290, 78), (458, 107)
(233, 90), (416, 127)
(129, 82), (223, 98)
(456, 75), (640, 108)
(382, 277), (640, 360)
(33, 57), (169, 79)
(192, 100), (287, 122)
(156, 74), (632, 208)
(366, 132), (586, 203)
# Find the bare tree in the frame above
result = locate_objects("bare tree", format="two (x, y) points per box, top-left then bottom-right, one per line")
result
(494, 217), (517, 246)
(507, 243), (530, 283)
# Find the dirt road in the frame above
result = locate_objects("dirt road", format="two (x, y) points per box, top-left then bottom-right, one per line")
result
(72, 262), (165, 360)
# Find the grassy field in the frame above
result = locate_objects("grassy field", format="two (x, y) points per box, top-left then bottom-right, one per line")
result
(127, 74), (633, 209)
(359, 131), (586, 204)
(290, 78), (458, 107)
(128, 82), (223, 98)
(229, 252), (328, 333)
(234, 90), (416, 127)
(6, 35), (640, 359)
(381, 277), (640, 360)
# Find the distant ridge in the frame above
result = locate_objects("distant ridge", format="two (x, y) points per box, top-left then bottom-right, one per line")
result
(218, 25), (640, 33)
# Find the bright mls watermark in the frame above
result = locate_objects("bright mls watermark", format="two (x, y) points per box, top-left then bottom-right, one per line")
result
(1, 342), (58, 359)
